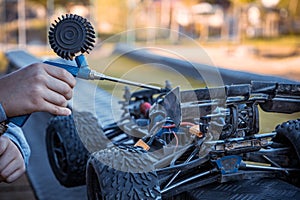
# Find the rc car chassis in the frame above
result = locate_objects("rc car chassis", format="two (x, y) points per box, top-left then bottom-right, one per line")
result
(46, 81), (300, 199)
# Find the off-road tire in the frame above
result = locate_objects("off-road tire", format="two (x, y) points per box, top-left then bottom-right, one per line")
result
(46, 114), (89, 187)
(275, 119), (300, 162)
(46, 111), (110, 187)
(274, 119), (300, 185)
(86, 146), (162, 200)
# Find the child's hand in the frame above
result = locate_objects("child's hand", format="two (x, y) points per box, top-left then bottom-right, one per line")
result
(0, 136), (25, 183)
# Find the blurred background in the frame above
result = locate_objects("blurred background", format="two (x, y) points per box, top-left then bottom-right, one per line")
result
(0, 0), (299, 138)
(0, 0), (299, 137)
(0, 0), (300, 125)
(0, 0), (299, 81)
(1, 0), (300, 43)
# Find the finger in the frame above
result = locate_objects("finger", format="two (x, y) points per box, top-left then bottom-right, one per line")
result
(42, 89), (69, 107)
(0, 159), (21, 180)
(0, 155), (11, 172)
(40, 101), (72, 116)
(0, 137), (16, 171)
(0, 136), (9, 156)
(5, 168), (24, 183)
(1, 160), (25, 183)
(44, 64), (76, 88)
(45, 76), (74, 100)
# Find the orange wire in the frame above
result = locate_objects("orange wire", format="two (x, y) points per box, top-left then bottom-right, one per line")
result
(180, 122), (196, 127)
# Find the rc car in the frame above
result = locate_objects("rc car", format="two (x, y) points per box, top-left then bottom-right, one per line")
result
(46, 80), (300, 199)
(44, 14), (300, 200)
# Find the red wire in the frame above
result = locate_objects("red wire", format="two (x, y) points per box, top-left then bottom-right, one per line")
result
(162, 124), (176, 129)
(162, 122), (195, 129)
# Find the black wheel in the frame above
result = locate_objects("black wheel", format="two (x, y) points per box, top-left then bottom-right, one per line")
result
(86, 146), (162, 200)
(46, 111), (109, 187)
(274, 119), (300, 185)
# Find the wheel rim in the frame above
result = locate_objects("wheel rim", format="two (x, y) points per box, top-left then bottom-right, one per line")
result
(51, 131), (68, 176)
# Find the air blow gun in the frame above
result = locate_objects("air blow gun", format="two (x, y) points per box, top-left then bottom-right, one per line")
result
(8, 14), (164, 127)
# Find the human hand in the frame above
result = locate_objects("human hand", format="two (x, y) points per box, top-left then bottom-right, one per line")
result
(0, 63), (76, 117)
(0, 136), (25, 183)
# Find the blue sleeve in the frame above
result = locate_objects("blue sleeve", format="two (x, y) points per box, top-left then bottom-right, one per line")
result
(3, 123), (31, 168)
(0, 103), (7, 122)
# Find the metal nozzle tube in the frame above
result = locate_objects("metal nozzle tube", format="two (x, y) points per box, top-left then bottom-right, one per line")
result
(90, 70), (163, 91)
